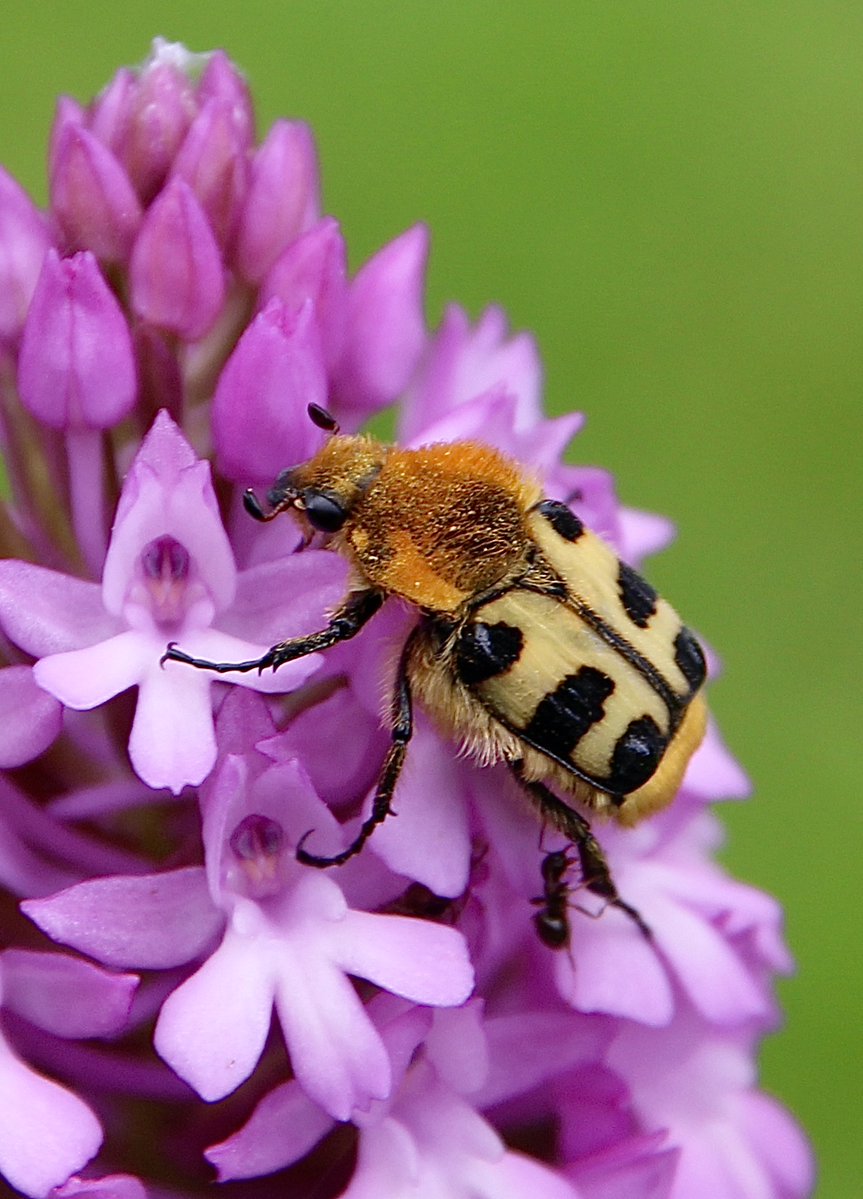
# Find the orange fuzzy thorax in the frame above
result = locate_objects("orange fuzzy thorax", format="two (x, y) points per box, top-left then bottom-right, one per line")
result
(296, 438), (543, 612)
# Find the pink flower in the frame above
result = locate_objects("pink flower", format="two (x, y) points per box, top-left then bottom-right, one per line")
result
(0, 413), (333, 791)
(604, 1006), (815, 1199)
(26, 692), (474, 1120)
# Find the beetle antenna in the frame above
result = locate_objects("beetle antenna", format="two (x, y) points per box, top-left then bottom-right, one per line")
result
(308, 403), (340, 435)
(243, 488), (296, 523)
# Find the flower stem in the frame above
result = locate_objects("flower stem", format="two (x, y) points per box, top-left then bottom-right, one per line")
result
(65, 426), (107, 576)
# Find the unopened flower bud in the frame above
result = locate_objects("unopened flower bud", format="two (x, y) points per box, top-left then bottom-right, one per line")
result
(232, 120), (319, 284)
(120, 43), (197, 203)
(18, 249), (136, 429)
(87, 67), (135, 153)
(260, 216), (348, 369)
(0, 168), (52, 345)
(129, 177), (225, 340)
(50, 121), (142, 263)
(212, 298), (327, 481)
(197, 50), (255, 148)
(334, 223), (429, 414)
(170, 99), (249, 248)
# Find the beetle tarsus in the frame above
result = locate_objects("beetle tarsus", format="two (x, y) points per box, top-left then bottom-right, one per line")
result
(160, 643), (276, 674)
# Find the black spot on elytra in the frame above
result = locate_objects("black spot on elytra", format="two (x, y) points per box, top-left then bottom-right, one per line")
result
(537, 499), (584, 542)
(524, 667), (614, 757)
(618, 561), (658, 628)
(455, 621), (524, 685)
(608, 716), (666, 793)
(674, 627), (706, 692)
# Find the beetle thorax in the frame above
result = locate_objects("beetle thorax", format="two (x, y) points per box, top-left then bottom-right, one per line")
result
(342, 442), (540, 613)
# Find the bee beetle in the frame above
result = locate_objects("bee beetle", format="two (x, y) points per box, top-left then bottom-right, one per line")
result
(164, 403), (707, 933)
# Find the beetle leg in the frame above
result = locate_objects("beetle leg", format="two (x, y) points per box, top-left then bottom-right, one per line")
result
(297, 629), (416, 868)
(161, 589), (384, 675)
(507, 760), (651, 939)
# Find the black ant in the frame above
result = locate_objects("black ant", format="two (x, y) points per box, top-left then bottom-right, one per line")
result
(532, 847), (652, 948)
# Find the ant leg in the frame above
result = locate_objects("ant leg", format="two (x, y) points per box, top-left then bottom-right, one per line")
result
(297, 630), (416, 868)
(161, 589), (384, 675)
(507, 760), (651, 939)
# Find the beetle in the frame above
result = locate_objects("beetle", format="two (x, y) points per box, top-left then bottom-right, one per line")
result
(163, 403), (707, 932)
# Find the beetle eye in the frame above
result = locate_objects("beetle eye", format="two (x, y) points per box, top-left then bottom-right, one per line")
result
(303, 490), (348, 532)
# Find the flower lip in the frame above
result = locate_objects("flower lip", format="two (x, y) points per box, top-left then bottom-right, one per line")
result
(229, 813), (287, 900)
(134, 535), (196, 629)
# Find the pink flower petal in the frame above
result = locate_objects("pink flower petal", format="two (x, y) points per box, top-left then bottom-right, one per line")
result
(0, 666), (62, 767)
(737, 1091), (815, 1198)
(562, 917), (674, 1027)
(54, 1175), (147, 1199)
(331, 912), (474, 1008)
(224, 550), (347, 645)
(170, 98), (249, 247)
(682, 718), (752, 802)
(233, 120), (320, 283)
(618, 508), (677, 564)
(274, 952), (391, 1119)
(468, 1149), (580, 1199)
(130, 661), (216, 792)
(171, 627), (320, 695)
(568, 1135), (678, 1199)
(34, 631), (150, 710)
(0, 166), (53, 344)
(281, 686), (388, 808)
(197, 50), (255, 148)
(103, 410), (237, 615)
(342, 1117), (421, 1198)
(0, 561), (115, 657)
(212, 298), (327, 483)
(0, 949), (136, 1039)
(22, 867), (220, 969)
(205, 1080), (335, 1180)
(423, 1003), (489, 1095)
(478, 1011), (612, 1108)
(117, 47), (195, 202)
(400, 303), (542, 442)
(648, 891), (770, 1025)
(154, 923), (274, 1101)
(370, 720), (471, 897)
(0, 1036), (101, 1197)
(86, 69), (133, 154)
(260, 216), (349, 369)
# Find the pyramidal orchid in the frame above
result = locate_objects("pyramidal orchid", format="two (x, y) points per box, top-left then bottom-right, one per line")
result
(0, 40), (812, 1199)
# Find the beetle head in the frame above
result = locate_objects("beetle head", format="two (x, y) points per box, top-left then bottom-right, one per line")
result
(243, 404), (384, 532)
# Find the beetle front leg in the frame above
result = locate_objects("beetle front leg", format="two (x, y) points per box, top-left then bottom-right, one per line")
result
(161, 589), (384, 675)
(297, 630), (416, 868)
(507, 760), (651, 939)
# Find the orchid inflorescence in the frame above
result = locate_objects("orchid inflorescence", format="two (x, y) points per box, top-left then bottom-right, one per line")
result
(0, 41), (812, 1199)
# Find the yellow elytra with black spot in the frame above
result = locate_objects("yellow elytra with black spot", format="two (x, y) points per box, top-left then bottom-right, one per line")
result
(166, 410), (708, 922)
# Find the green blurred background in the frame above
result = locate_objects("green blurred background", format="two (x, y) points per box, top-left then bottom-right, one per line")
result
(1, 4), (859, 1196)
